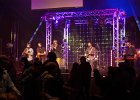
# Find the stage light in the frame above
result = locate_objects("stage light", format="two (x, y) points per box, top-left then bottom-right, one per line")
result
(40, 16), (45, 21)
(55, 20), (58, 24)
(52, 16), (55, 20)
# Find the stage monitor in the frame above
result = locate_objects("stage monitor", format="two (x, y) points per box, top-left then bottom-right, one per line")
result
(31, 0), (83, 10)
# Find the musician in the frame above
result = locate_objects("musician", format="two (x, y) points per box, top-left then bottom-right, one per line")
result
(135, 49), (140, 73)
(22, 43), (34, 62)
(50, 40), (61, 66)
(124, 41), (136, 67)
(85, 42), (98, 76)
(124, 41), (136, 59)
(36, 42), (46, 63)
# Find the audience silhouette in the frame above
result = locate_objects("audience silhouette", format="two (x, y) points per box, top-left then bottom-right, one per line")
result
(0, 52), (140, 100)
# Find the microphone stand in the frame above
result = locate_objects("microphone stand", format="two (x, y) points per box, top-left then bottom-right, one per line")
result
(96, 43), (101, 67)
(76, 47), (80, 63)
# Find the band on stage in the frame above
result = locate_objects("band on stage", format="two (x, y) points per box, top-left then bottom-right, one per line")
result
(21, 40), (61, 65)
(22, 40), (140, 68)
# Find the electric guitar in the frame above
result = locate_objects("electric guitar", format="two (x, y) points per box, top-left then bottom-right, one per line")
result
(36, 52), (46, 60)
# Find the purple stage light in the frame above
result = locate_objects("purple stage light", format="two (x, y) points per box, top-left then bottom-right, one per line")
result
(55, 20), (58, 24)
(52, 16), (55, 20)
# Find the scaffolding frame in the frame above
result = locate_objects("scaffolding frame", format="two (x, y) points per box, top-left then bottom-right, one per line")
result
(45, 20), (52, 52)
(113, 10), (126, 66)
(44, 9), (125, 68)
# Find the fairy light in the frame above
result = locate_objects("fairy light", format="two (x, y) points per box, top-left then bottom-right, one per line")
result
(110, 50), (113, 66)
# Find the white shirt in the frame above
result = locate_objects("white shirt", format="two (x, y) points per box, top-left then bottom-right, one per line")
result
(25, 48), (34, 61)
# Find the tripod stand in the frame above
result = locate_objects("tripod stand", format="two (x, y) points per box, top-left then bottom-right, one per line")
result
(75, 47), (80, 63)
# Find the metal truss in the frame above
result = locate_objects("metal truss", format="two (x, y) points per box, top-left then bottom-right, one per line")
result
(44, 9), (125, 68)
(46, 20), (52, 52)
(74, 17), (113, 25)
(113, 10), (126, 66)
(113, 11), (119, 66)
(62, 20), (70, 70)
(44, 9), (117, 19)
(119, 17), (126, 57)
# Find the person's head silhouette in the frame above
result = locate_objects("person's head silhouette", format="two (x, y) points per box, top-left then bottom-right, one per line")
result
(47, 52), (57, 61)
(80, 56), (86, 63)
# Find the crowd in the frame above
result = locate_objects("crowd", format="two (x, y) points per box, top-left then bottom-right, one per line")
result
(0, 52), (140, 100)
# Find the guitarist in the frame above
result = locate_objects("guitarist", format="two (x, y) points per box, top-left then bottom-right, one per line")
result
(85, 42), (98, 75)
(36, 42), (46, 63)
(22, 43), (34, 62)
